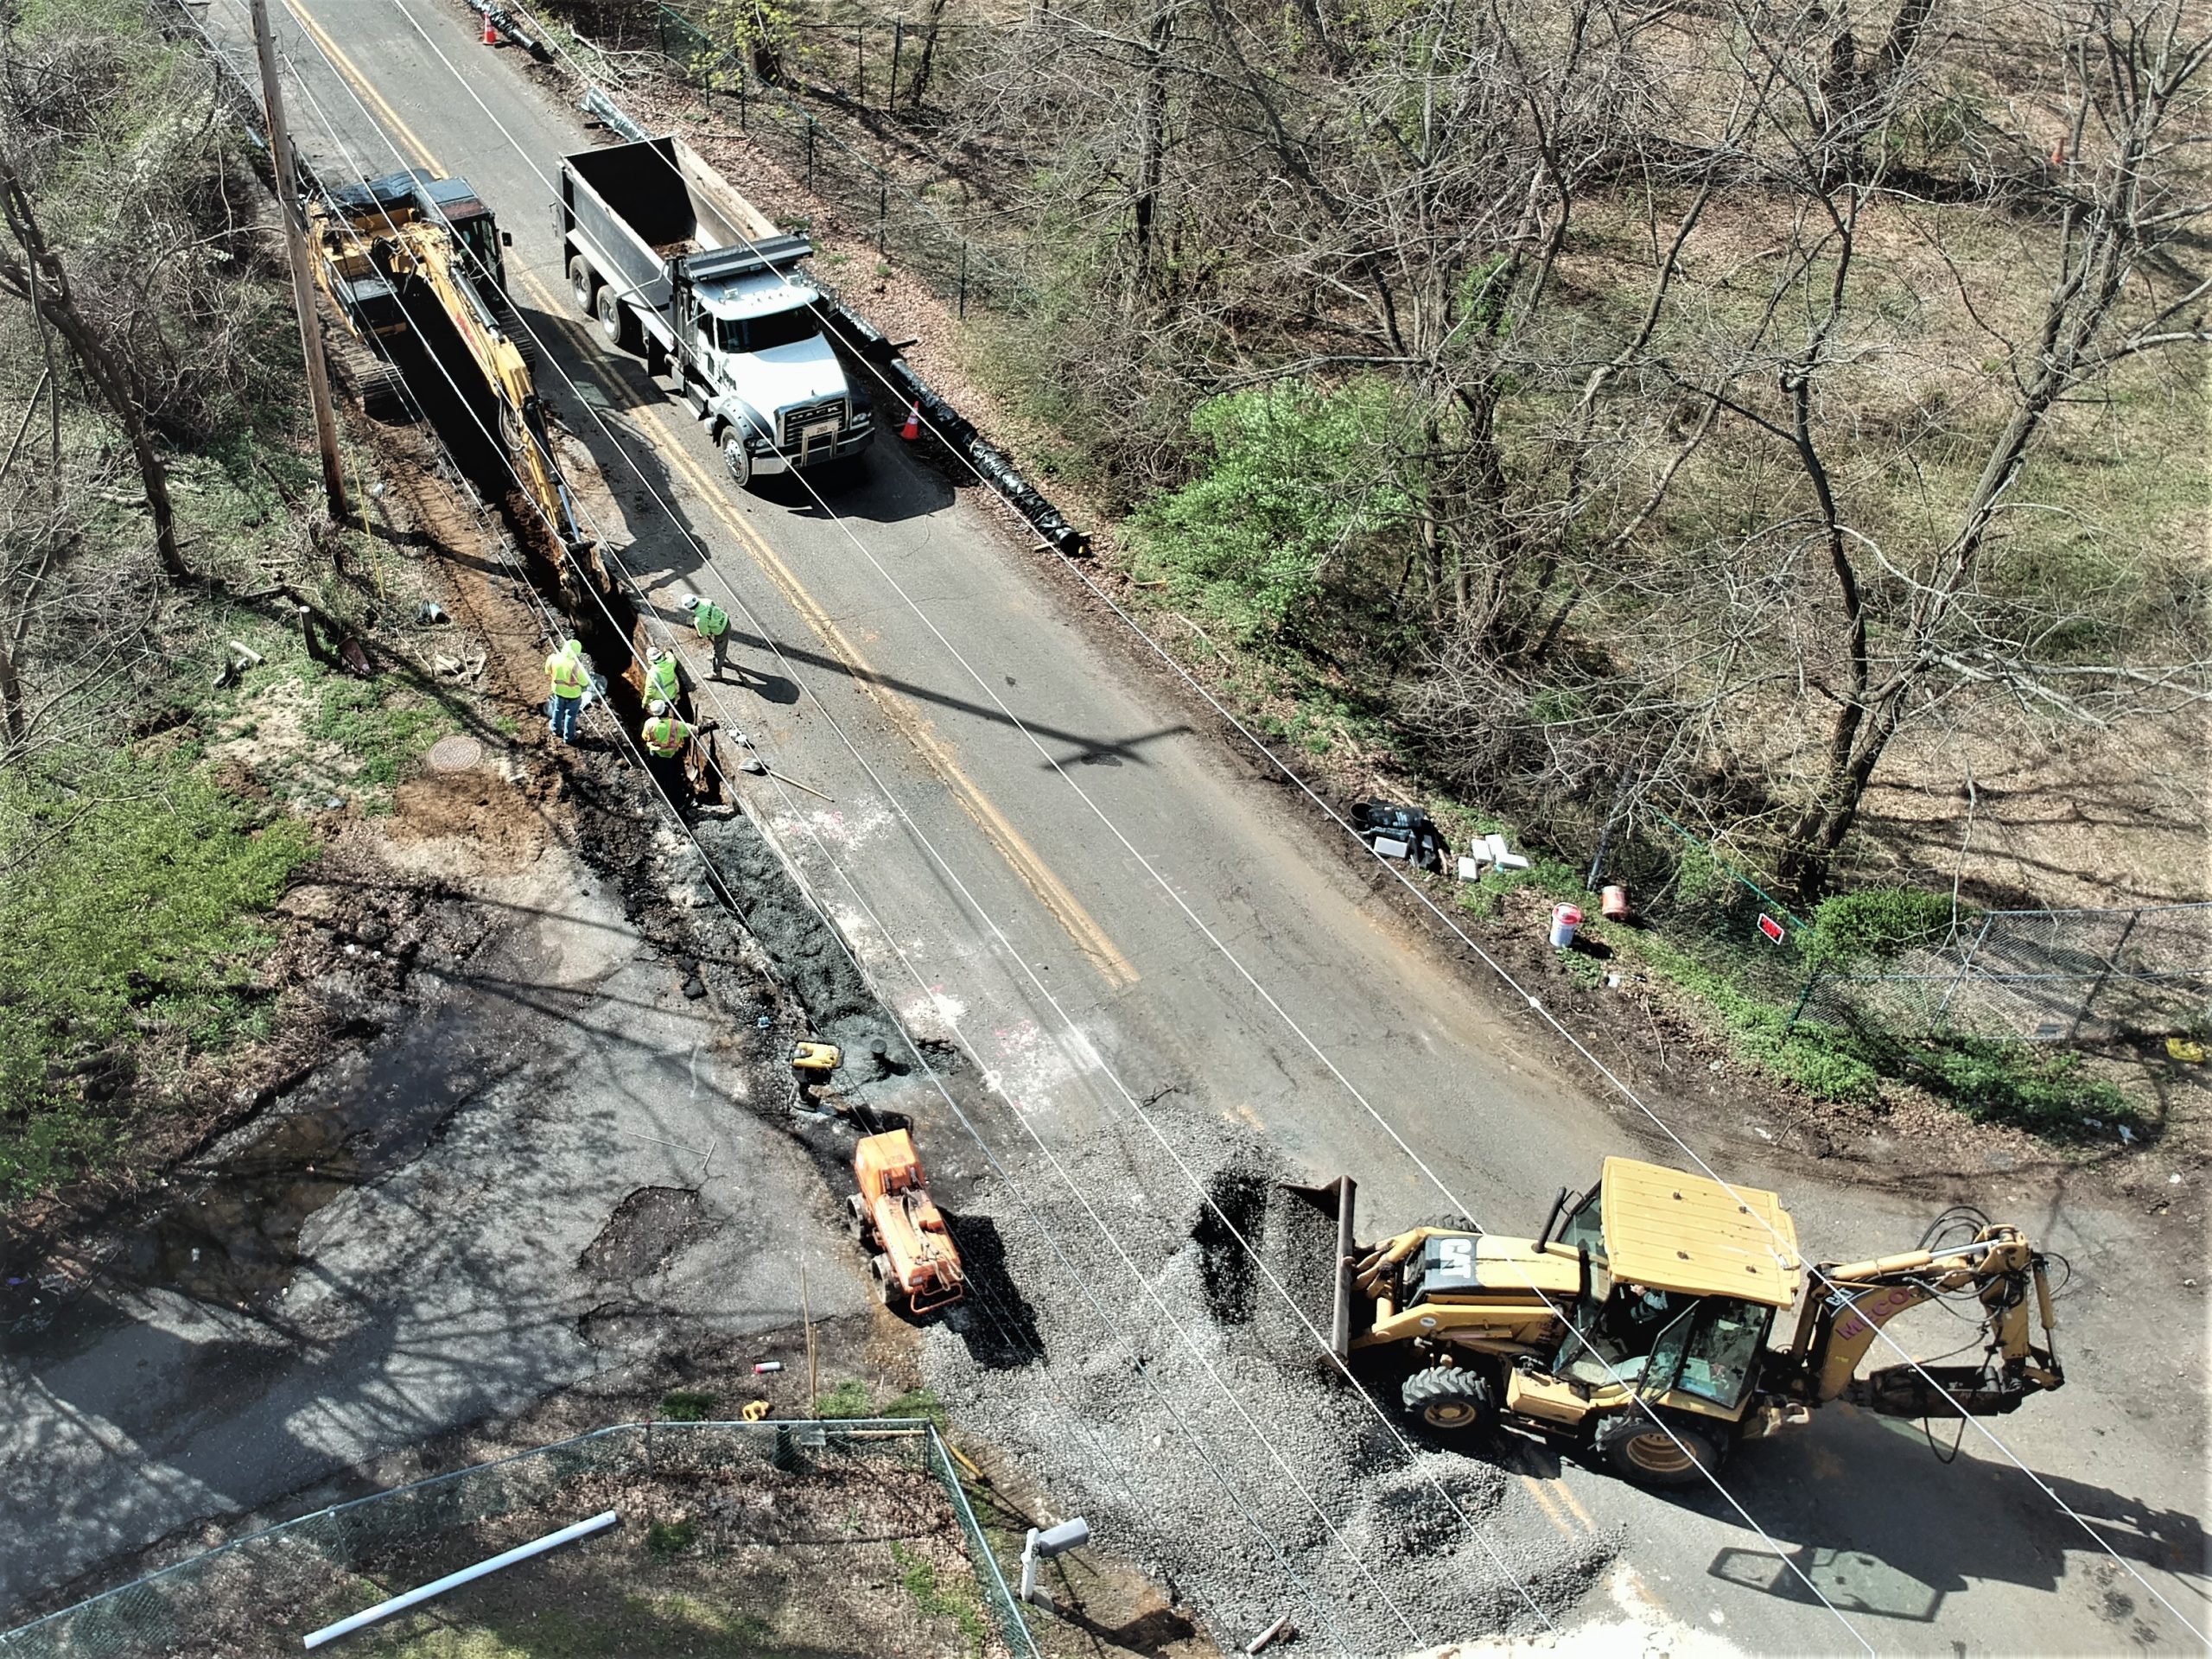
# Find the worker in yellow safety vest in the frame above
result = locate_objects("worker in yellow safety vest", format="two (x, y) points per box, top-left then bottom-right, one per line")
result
(680, 594), (734, 678)
(544, 638), (588, 743)
(644, 645), (682, 709)
(640, 699), (717, 802)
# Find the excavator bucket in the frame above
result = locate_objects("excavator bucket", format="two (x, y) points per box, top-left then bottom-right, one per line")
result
(1277, 1176), (1359, 1359)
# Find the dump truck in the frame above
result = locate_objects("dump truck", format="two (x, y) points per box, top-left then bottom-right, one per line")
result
(1288, 1157), (2063, 1486)
(556, 135), (873, 489)
(848, 1129), (964, 1315)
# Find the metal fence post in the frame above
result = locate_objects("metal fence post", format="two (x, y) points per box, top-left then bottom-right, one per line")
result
(1783, 974), (1819, 1036)
(738, 60), (746, 128)
(891, 16), (904, 110)
(957, 243), (968, 318)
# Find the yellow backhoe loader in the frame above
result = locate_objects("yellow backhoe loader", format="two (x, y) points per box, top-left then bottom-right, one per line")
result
(1287, 1157), (2063, 1487)
(307, 169), (591, 563)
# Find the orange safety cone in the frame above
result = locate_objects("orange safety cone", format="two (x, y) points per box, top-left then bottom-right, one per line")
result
(482, 11), (500, 44)
(899, 401), (920, 442)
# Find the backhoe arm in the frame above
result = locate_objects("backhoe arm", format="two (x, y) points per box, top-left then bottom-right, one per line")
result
(1784, 1226), (2064, 1418)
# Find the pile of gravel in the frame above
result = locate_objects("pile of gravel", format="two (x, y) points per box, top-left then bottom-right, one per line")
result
(921, 1116), (1616, 1655)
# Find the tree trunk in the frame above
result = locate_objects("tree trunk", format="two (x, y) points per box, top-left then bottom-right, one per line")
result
(0, 166), (188, 582)
(1129, 5), (1173, 302)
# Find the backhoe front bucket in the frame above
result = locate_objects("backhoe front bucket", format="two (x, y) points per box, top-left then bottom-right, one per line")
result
(1278, 1175), (1358, 1359)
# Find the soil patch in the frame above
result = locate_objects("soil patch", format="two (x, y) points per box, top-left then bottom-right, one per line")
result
(578, 1185), (706, 1281)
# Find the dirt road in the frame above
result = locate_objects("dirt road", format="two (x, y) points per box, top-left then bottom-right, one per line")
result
(5, 0), (2204, 1651)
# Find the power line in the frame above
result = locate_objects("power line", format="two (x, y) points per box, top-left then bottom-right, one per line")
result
(229, 15), (1396, 1645)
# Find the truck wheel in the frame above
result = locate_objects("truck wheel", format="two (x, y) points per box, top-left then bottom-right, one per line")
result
(1401, 1365), (1494, 1431)
(567, 255), (595, 317)
(594, 284), (639, 353)
(1596, 1410), (1724, 1488)
(720, 428), (753, 489)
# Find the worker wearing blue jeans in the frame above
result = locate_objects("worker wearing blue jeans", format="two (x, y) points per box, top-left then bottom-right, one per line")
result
(545, 639), (587, 743)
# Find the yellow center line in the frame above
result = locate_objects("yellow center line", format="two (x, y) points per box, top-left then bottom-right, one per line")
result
(290, 0), (1136, 989)
(1554, 1476), (1598, 1534)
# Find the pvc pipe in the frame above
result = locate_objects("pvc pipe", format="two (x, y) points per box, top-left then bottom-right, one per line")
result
(302, 1511), (618, 1649)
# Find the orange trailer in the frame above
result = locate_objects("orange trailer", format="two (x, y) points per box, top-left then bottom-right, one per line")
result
(848, 1129), (965, 1315)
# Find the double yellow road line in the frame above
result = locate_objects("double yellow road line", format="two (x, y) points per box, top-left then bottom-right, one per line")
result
(287, 0), (1136, 990)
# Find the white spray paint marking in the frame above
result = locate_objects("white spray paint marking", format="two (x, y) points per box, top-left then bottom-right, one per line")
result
(983, 1017), (1105, 1115)
(894, 982), (968, 1045)
(768, 796), (894, 854)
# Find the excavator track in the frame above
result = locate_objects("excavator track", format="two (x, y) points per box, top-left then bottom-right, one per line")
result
(480, 284), (537, 375)
(321, 318), (412, 423)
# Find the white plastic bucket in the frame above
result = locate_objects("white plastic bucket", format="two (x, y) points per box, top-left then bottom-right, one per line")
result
(1549, 903), (1583, 950)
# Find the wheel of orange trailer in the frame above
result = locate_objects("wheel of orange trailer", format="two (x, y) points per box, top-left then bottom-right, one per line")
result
(869, 1253), (904, 1312)
(846, 1194), (869, 1243)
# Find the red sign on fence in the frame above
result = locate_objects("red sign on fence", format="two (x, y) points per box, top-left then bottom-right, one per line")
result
(1757, 912), (1786, 944)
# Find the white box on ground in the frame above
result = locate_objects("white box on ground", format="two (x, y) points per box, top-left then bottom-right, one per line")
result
(1458, 855), (1486, 881)
(1372, 836), (1409, 860)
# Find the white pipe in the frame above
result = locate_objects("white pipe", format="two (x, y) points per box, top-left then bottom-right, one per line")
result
(302, 1510), (619, 1649)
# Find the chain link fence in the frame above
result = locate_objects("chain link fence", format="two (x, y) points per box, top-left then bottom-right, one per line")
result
(1790, 903), (2212, 1043)
(0, 1420), (1037, 1659)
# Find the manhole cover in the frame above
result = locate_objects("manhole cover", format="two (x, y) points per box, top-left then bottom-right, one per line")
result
(427, 734), (483, 772)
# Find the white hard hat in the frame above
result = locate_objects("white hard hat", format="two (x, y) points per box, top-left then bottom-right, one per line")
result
(680, 595), (701, 612)
(650, 647), (671, 664)
(649, 699), (671, 716)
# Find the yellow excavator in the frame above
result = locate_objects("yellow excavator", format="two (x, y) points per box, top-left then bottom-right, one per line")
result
(1287, 1158), (2063, 1486)
(308, 168), (591, 563)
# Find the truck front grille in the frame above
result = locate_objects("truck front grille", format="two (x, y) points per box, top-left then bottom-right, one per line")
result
(778, 398), (846, 451)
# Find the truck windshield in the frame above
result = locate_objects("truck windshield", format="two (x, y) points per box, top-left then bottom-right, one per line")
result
(716, 307), (818, 354)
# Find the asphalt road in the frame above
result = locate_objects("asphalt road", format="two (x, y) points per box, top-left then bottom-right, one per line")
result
(14, 0), (2204, 1649)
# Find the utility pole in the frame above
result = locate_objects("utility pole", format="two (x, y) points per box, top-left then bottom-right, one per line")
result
(248, 0), (346, 522)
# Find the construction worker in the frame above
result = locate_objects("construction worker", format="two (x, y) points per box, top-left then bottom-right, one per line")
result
(544, 637), (587, 743)
(640, 698), (716, 804)
(680, 593), (734, 679)
(644, 645), (683, 710)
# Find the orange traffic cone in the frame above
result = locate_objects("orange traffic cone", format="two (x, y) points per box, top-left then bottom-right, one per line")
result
(483, 12), (500, 44)
(899, 401), (919, 442)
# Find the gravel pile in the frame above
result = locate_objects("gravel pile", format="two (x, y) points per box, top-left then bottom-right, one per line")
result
(922, 1116), (1617, 1656)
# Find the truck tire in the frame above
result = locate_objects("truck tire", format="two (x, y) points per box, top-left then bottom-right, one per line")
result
(1402, 1365), (1493, 1431)
(594, 284), (639, 354)
(720, 426), (753, 489)
(1596, 1409), (1725, 1488)
(567, 255), (595, 317)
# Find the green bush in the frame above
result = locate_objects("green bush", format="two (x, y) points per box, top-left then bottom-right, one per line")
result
(0, 748), (316, 1197)
(1802, 887), (1961, 974)
(1130, 378), (1411, 644)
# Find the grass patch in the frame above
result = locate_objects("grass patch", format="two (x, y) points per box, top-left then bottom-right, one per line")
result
(643, 1518), (696, 1557)
(890, 1540), (988, 1657)
(312, 673), (456, 805)
(658, 1389), (716, 1421)
(814, 1379), (875, 1418)
(0, 746), (317, 1198)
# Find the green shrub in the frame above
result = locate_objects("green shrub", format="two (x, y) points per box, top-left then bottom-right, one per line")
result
(1802, 887), (1961, 974)
(1130, 378), (1411, 643)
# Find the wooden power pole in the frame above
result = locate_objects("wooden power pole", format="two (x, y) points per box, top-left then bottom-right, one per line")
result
(248, 0), (347, 521)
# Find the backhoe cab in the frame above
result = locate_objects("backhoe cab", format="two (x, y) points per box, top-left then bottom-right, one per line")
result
(1289, 1157), (2063, 1488)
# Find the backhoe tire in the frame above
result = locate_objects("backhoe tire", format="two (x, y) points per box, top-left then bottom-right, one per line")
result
(595, 283), (639, 354)
(1596, 1410), (1724, 1488)
(567, 256), (595, 317)
(1402, 1365), (1493, 1432)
